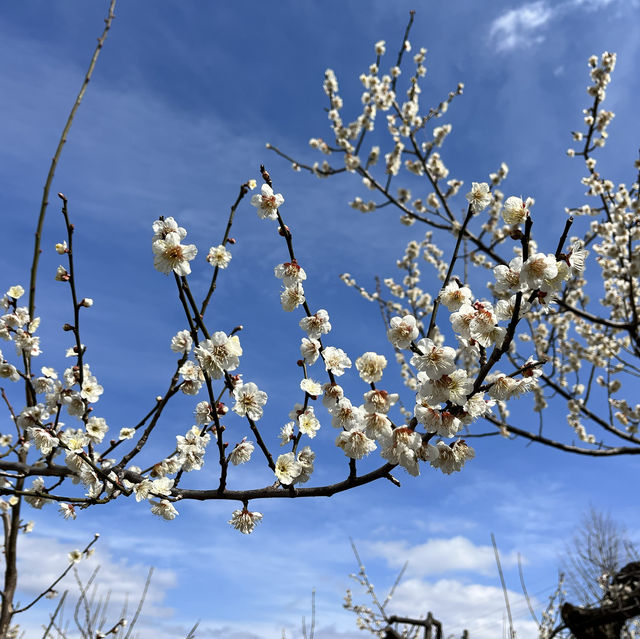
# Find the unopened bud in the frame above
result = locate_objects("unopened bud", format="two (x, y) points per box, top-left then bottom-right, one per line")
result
(62, 323), (74, 332)
(227, 237), (236, 245)
(80, 298), (93, 308)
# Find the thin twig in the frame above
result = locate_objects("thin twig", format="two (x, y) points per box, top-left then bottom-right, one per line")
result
(492, 533), (515, 639)
(28, 0), (117, 319)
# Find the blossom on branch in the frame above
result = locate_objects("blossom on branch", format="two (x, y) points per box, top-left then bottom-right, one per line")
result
(232, 382), (268, 421)
(228, 508), (263, 534)
(150, 499), (178, 520)
(275, 260), (307, 287)
(355, 352), (387, 384)
(281, 283), (306, 312)
(465, 182), (491, 213)
(194, 332), (242, 379)
(300, 309), (331, 338)
(323, 346), (352, 376)
(387, 314), (419, 348)
(229, 438), (255, 465)
(152, 232), (197, 276)
(250, 184), (284, 220)
(206, 244), (232, 269)
(502, 196), (533, 225)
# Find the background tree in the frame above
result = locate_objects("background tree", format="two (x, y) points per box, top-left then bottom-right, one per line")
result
(563, 508), (639, 607)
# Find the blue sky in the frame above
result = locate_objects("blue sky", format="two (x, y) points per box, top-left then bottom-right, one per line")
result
(2, 1), (640, 637)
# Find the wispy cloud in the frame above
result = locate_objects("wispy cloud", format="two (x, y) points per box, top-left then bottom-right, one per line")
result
(488, 0), (630, 52)
(489, 2), (554, 52)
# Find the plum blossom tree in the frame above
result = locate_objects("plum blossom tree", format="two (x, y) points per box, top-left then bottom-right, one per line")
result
(1, 4), (638, 638)
(268, 12), (640, 457)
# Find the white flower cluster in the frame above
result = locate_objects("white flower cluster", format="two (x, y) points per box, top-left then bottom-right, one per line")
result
(152, 216), (197, 276)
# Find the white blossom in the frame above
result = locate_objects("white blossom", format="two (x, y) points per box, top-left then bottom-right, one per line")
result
(300, 378), (322, 396)
(152, 217), (186, 242)
(152, 232), (197, 276)
(281, 283), (306, 312)
(150, 499), (178, 520)
(380, 427), (422, 476)
(279, 422), (294, 446)
(176, 425), (210, 472)
(171, 330), (193, 354)
(465, 182), (491, 213)
(387, 314), (419, 349)
(229, 508), (263, 534)
(330, 397), (363, 430)
(194, 332), (242, 379)
(275, 452), (302, 485)
(232, 382), (268, 421)
(362, 411), (392, 441)
(86, 417), (108, 444)
(439, 282), (472, 311)
(296, 446), (315, 483)
(323, 346), (352, 376)
(250, 184), (284, 220)
(300, 338), (321, 365)
(7, 285), (24, 300)
(80, 375), (103, 403)
(274, 260), (307, 287)
(355, 352), (387, 384)
(229, 438), (254, 465)
(502, 196), (532, 225)
(194, 401), (213, 425)
(30, 428), (59, 456)
(430, 440), (475, 474)
(520, 253), (558, 289)
(410, 338), (456, 379)
(363, 389), (398, 414)
(300, 310), (331, 339)
(59, 503), (76, 520)
(322, 383), (344, 410)
(206, 245), (232, 269)
(336, 427), (376, 459)
(297, 407), (321, 438)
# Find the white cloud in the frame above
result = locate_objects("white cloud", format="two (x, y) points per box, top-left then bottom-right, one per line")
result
(16, 533), (177, 636)
(383, 577), (542, 639)
(489, 2), (554, 52)
(366, 535), (519, 577)
(488, 0), (632, 52)
(571, 0), (615, 8)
